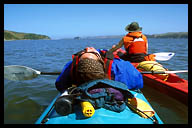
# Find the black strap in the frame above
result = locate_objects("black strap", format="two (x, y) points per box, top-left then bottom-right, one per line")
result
(101, 51), (114, 80)
(126, 102), (159, 124)
(71, 56), (78, 85)
(105, 51), (114, 60)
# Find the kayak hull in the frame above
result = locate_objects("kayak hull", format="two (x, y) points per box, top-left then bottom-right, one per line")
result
(131, 63), (188, 105)
(35, 90), (163, 124)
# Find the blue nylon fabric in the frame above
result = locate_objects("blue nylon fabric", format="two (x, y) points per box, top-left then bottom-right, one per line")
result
(98, 49), (143, 90)
(55, 49), (143, 92)
(112, 58), (143, 89)
(55, 61), (72, 92)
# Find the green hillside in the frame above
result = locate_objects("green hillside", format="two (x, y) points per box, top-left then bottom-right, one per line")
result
(4, 30), (51, 40)
(146, 32), (188, 38)
(85, 32), (188, 39)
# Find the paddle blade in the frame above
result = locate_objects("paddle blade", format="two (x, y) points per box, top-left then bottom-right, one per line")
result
(165, 70), (188, 74)
(154, 52), (175, 61)
(4, 65), (41, 81)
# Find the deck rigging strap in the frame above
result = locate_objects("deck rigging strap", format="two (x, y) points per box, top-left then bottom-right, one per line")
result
(126, 102), (159, 124)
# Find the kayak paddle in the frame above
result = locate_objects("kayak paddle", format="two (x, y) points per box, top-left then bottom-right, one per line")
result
(109, 44), (175, 61)
(153, 52), (175, 61)
(4, 65), (188, 81)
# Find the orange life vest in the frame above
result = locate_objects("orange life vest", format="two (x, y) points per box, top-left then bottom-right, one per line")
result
(123, 32), (148, 55)
(70, 50), (116, 85)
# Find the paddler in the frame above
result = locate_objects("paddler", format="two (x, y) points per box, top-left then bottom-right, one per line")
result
(110, 22), (155, 62)
(55, 47), (143, 93)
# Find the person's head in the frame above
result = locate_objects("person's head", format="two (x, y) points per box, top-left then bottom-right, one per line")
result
(75, 47), (105, 85)
(79, 47), (103, 61)
(125, 22), (142, 32)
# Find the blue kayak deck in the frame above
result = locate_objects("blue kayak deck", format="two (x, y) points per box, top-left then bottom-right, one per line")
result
(36, 90), (163, 124)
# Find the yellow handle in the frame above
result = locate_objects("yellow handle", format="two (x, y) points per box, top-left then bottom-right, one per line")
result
(81, 101), (95, 117)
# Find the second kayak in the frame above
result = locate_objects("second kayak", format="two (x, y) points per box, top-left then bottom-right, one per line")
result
(131, 62), (188, 105)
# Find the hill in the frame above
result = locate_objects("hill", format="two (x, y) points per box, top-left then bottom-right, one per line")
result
(4, 30), (51, 40)
(85, 32), (188, 39)
(146, 32), (188, 38)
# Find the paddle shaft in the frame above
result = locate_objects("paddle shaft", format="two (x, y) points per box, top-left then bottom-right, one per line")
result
(141, 70), (188, 74)
(40, 70), (188, 75)
(4, 64), (187, 81)
(41, 72), (61, 75)
(39, 70), (189, 76)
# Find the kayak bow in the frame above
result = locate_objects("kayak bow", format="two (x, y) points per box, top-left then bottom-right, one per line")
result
(35, 89), (163, 124)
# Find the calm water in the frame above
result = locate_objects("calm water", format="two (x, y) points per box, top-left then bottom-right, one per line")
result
(4, 38), (188, 124)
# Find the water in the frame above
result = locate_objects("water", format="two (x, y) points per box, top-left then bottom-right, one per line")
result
(4, 38), (188, 124)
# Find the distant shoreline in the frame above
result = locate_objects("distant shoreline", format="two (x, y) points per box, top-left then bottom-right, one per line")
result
(4, 31), (188, 41)
(84, 32), (188, 39)
(4, 38), (51, 41)
(4, 30), (51, 41)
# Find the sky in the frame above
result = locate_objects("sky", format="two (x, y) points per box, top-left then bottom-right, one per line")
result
(4, 4), (188, 39)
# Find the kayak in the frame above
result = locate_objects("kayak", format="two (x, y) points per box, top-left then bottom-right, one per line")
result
(35, 80), (163, 124)
(112, 48), (188, 105)
(131, 62), (188, 105)
(36, 91), (163, 124)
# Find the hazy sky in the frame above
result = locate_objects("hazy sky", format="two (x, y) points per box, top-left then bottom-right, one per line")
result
(4, 4), (188, 39)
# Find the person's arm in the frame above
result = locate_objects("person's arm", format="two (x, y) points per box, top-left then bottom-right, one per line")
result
(109, 38), (124, 52)
(55, 61), (73, 93)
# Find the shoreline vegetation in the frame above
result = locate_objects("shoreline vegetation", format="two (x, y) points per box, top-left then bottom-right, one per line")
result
(85, 32), (188, 39)
(4, 30), (188, 41)
(4, 30), (51, 41)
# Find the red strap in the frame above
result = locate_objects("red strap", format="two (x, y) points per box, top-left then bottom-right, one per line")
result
(107, 60), (113, 80)
(70, 56), (80, 85)
(104, 58), (113, 80)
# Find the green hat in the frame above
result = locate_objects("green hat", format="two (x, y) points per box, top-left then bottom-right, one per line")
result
(125, 22), (142, 32)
